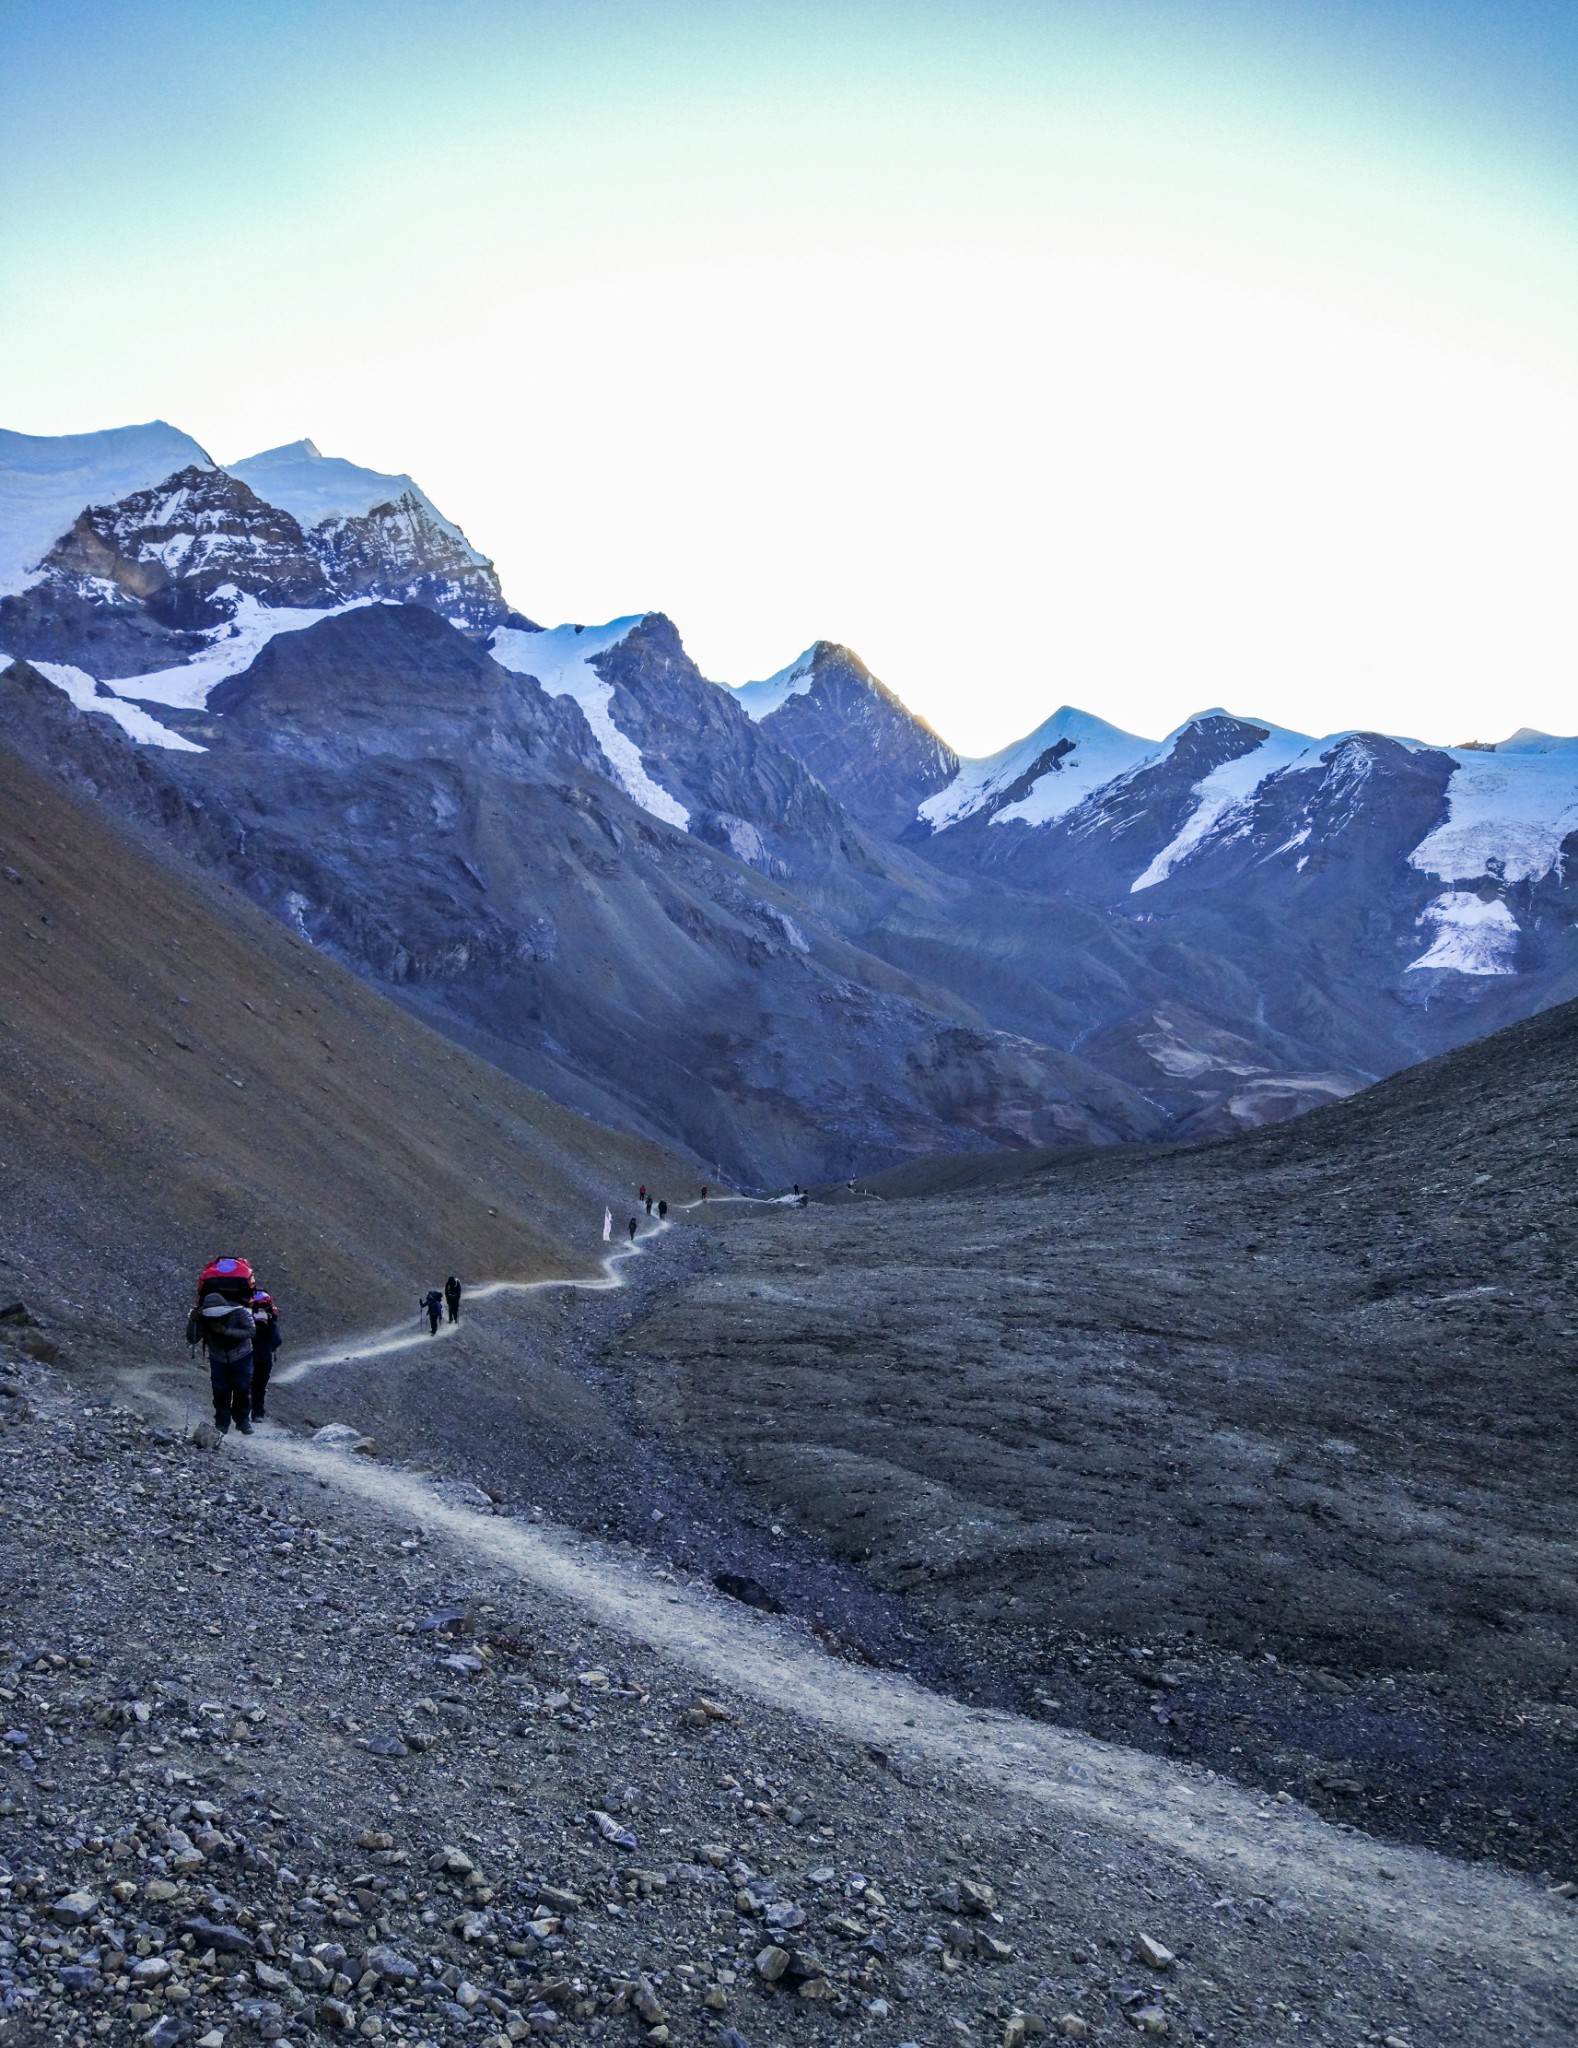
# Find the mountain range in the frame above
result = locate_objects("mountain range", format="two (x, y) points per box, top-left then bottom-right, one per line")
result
(4, 418), (1576, 1182)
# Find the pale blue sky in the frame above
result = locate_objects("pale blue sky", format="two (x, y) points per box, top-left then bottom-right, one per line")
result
(4, 1), (1577, 748)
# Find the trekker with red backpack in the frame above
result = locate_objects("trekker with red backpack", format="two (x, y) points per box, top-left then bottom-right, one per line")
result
(185, 1256), (256, 1435)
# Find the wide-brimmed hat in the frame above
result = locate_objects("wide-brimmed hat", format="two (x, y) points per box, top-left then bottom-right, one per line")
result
(199, 1291), (238, 1318)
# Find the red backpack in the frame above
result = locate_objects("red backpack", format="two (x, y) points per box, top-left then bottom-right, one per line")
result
(196, 1256), (255, 1306)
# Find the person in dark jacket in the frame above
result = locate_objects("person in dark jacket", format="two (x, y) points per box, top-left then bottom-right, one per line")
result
(421, 1288), (444, 1334)
(657, 1199), (667, 1219)
(628, 1216), (638, 1241)
(249, 1291), (282, 1420)
(186, 1291), (255, 1434)
(443, 1275), (462, 1324)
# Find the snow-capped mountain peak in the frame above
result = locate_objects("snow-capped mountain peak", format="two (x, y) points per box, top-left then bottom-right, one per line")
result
(230, 438), (482, 559)
(733, 647), (819, 722)
(919, 706), (1156, 832)
(0, 420), (214, 596)
(490, 615), (690, 829)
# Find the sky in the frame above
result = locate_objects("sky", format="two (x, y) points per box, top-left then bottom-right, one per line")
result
(3, 0), (1578, 755)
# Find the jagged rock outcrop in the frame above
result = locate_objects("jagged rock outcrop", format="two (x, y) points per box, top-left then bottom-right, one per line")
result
(735, 640), (958, 837)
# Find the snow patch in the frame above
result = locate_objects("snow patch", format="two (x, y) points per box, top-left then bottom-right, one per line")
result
(1409, 733), (1578, 886)
(1408, 891), (1520, 975)
(105, 591), (372, 709)
(0, 420), (213, 596)
(921, 708), (1157, 832)
(1131, 721), (1314, 892)
(733, 649), (818, 722)
(490, 619), (690, 830)
(4, 654), (204, 751)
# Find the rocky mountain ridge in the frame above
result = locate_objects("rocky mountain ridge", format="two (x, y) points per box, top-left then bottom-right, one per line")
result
(5, 418), (1578, 1178)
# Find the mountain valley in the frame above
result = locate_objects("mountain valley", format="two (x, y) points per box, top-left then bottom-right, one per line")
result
(6, 421), (1578, 1182)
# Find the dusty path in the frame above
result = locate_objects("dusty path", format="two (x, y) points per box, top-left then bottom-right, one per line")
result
(125, 1216), (1578, 2007)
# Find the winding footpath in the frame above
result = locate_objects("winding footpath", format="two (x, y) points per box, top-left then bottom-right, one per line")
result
(125, 1205), (1578, 2001)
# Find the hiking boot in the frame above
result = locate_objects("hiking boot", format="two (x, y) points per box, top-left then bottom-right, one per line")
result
(236, 1417), (254, 1435)
(251, 1405), (266, 1421)
(215, 1417), (231, 1434)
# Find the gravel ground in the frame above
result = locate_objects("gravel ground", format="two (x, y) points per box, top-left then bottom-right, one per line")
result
(3, 1334), (1576, 2048)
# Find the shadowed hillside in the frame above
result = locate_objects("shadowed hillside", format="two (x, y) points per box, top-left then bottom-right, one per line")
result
(0, 745), (687, 1366)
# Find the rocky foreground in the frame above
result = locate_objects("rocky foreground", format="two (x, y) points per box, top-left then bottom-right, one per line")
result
(1, 1337), (1574, 2048)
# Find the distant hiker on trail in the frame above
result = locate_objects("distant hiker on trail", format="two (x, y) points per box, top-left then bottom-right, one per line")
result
(444, 1275), (462, 1324)
(421, 1288), (444, 1335)
(628, 1216), (638, 1241)
(701, 1184), (709, 1202)
(657, 1199), (667, 1219)
(645, 1195), (653, 1215)
(639, 1185), (647, 1203)
(602, 1207), (613, 1243)
(249, 1289), (282, 1421)
(186, 1264), (256, 1437)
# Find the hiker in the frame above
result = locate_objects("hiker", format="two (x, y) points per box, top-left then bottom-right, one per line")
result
(645, 1195), (653, 1215)
(628, 1216), (638, 1241)
(701, 1184), (708, 1202)
(444, 1274), (462, 1324)
(186, 1287), (256, 1436)
(639, 1185), (647, 1203)
(249, 1289), (282, 1421)
(657, 1199), (667, 1219)
(421, 1288), (444, 1335)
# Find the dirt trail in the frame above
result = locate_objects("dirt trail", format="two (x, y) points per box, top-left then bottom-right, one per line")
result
(126, 1218), (1578, 2002)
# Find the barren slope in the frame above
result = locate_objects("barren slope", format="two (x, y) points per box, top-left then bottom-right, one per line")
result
(616, 1002), (1578, 1877)
(0, 745), (685, 1361)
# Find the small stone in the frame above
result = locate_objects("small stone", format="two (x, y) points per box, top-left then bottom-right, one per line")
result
(145, 1879), (180, 1903)
(131, 1956), (174, 1985)
(364, 1944), (420, 1984)
(590, 1809), (638, 1851)
(358, 1831), (395, 1851)
(180, 1916), (255, 1955)
(1056, 2021), (1091, 2042)
(52, 1889), (99, 1924)
(320, 1999), (356, 2031)
(58, 1964), (103, 1991)
(704, 1987), (728, 2011)
(1130, 2008), (1170, 2037)
(197, 2033), (226, 2048)
(1134, 1934), (1175, 1971)
(254, 1961), (292, 1990)
(457, 1980), (481, 2008)
(312, 1424), (376, 1455)
(755, 1946), (791, 1984)
(957, 1878), (998, 1915)
(144, 2019), (195, 2048)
